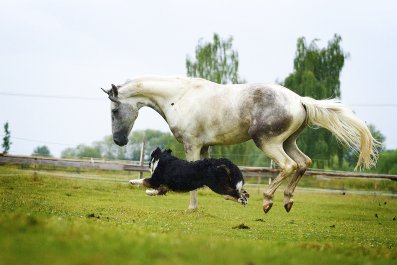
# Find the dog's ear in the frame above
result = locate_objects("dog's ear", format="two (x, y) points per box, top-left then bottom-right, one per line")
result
(164, 149), (172, 154)
(151, 147), (162, 157)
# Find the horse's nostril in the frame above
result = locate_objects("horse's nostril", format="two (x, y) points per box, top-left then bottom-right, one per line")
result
(113, 136), (123, 145)
(113, 135), (128, 146)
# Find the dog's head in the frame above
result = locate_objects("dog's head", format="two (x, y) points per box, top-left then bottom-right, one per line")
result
(149, 147), (173, 173)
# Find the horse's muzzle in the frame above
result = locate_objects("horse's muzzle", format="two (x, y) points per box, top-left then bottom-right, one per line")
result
(113, 133), (128, 146)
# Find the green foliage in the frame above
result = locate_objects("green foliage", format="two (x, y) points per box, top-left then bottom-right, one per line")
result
(60, 130), (184, 161)
(286, 35), (347, 99)
(61, 144), (102, 159)
(32, 145), (51, 157)
(186, 33), (244, 84)
(283, 35), (350, 169)
(344, 124), (386, 168)
(1, 166), (396, 265)
(186, 33), (266, 165)
(210, 141), (271, 166)
(2, 121), (11, 154)
(376, 149), (397, 174)
(126, 129), (185, 160)
(60, 128), (270, 165)
(368, 124), (386, 153)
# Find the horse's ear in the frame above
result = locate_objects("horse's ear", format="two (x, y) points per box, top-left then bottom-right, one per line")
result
(101, 88), (109, 95)
(109, 96), (120, 104)
(111, 84), (118, 97)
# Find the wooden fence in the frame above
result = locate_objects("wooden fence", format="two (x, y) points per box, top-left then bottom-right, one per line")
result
(1, 154), (396, 181)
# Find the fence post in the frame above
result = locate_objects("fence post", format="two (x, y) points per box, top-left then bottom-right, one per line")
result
(269, 160), (274, 184)
(33, 156), (38, 180)
(257, 175), (261, 194)
(138, 141), (145, 179)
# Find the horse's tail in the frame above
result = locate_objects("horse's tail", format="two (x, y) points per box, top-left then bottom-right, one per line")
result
(300, 97), (380, 170)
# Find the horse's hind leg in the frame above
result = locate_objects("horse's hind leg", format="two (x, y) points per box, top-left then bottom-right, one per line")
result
(283, 137), (312, 212)
(254, 139), (297, 213)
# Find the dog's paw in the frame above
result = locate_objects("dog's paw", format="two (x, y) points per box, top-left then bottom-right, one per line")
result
(129, 179), (143, 185)
(238, 196), (248, 206)
(145, 189), (159, 196)
(129, 179), (136, 185)
(241, 189), (250, 198)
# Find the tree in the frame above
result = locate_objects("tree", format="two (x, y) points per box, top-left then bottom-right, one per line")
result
(344, 124), (385, 169)
(186, 33), (244, 84)
(32, 145), (51, 157)
(60, 130), (185, 161)
(283, 34), (350, 169)
(125, 129), (184, 160)
(185, 33), (269, 166)
(2, 122), (11, 154)
(61, 144), (101, 159)
(367, 124), (386, 153)
(376, 149), (397, 174)
(60, 147), (76, 159)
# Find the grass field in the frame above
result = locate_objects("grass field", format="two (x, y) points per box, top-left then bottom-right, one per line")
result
(0, 164), (396, 265)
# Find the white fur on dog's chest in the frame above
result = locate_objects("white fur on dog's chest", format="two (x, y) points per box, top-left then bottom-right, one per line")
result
(150, 158), (159, 174)
(236, 181), (243, 192)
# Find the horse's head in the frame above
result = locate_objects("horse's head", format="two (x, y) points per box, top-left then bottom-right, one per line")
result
(101, 84), (138, 146)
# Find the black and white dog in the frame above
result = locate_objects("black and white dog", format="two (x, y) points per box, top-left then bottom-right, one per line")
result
(129, 147), (249, 206)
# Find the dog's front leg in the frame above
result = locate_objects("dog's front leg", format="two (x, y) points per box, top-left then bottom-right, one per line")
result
(129, 179), (158, 196)
(129, 178), (153, 187)
(129, 178), (155, 189)
(223, 190), (248, 206)
(157, 185), (169, 195)
(129, 178), (145, 186)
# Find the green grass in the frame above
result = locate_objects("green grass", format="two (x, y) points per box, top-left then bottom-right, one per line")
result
(0, 164), (396, 265)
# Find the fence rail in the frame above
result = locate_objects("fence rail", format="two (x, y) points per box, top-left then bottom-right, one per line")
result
(1, 154), (396, 181)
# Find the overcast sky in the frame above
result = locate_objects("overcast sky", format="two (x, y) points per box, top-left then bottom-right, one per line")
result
(1, 0), (396, 157)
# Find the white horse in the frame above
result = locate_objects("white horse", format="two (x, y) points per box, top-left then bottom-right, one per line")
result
(102, 76), (378, 213)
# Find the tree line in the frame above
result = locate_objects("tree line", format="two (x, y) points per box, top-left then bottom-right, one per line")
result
(2, 33), (395, 173)
(57, 33), (391, 172)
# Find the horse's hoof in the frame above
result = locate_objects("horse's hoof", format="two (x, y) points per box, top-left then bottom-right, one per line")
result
(263, 202), (273, 213)
(187, 207), (198, 212)
(284, 200), (294, 213)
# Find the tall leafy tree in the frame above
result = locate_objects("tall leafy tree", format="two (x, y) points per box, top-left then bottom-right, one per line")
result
(375, 149), (397, 174)
(344, 124), (385, 169)
(185, 33), (269, 166)
(2, 122), (11, 154)
(186, 33), (243, 84)
(283, 35), (349, 169)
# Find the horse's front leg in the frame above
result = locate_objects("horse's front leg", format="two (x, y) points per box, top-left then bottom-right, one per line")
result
(185, 144), (208, 210)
